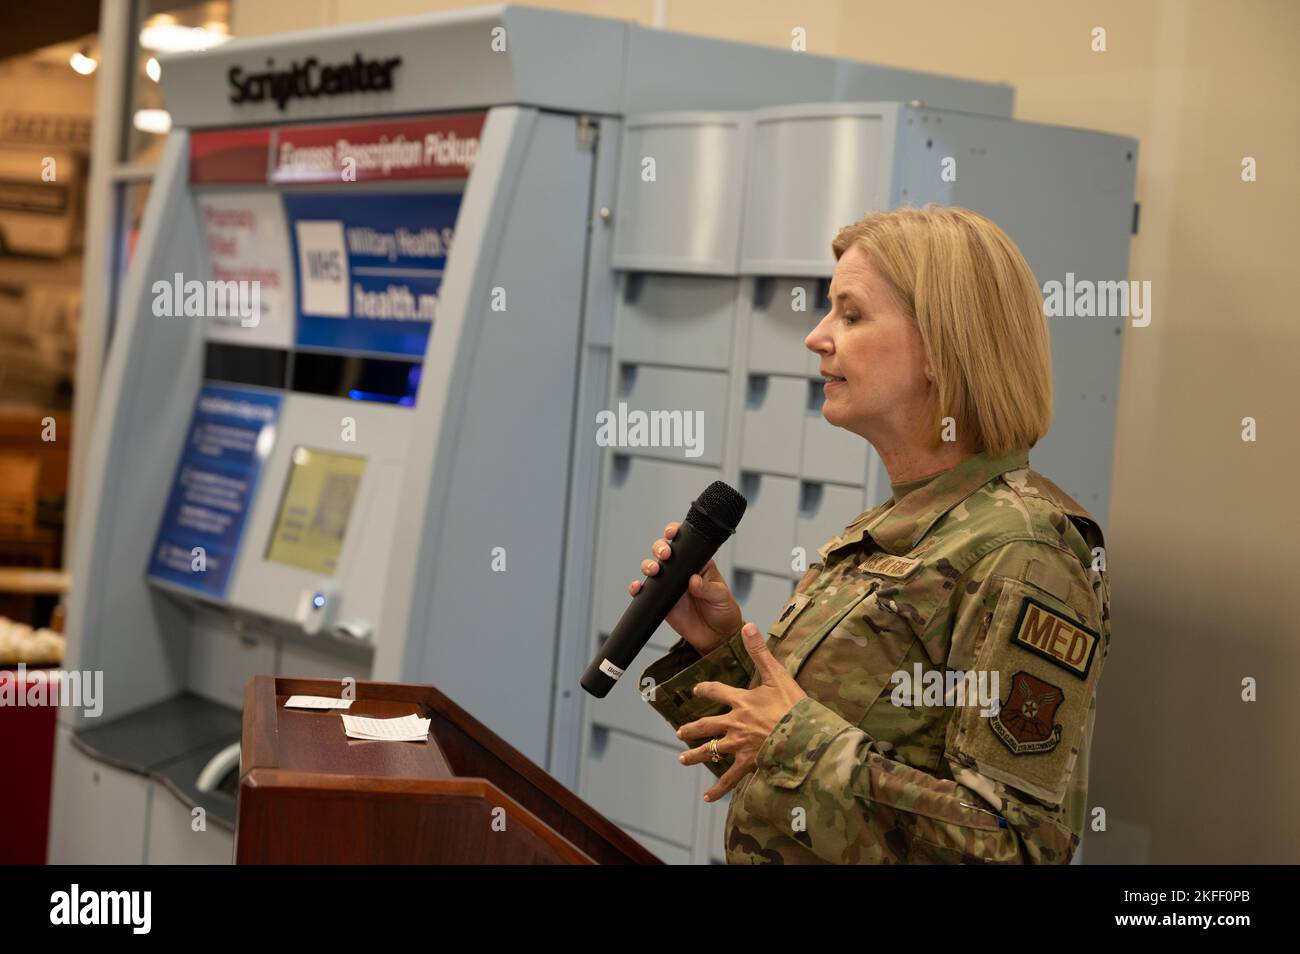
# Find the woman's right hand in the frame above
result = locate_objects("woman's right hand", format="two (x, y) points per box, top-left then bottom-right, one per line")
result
(629, 521), (743, 657)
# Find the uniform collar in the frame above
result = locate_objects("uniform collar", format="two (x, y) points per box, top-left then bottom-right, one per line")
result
(822, 447), (1030, 559)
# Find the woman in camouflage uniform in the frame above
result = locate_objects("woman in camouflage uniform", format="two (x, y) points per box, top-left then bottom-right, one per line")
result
(632, 206), (1110, 864)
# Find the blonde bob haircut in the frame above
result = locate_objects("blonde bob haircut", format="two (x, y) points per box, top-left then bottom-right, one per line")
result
(830, 205), (1052, 455)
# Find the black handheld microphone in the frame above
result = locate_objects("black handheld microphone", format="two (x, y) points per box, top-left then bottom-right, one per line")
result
(581, 481), (747, 698)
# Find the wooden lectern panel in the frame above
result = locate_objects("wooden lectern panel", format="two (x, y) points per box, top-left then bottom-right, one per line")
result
(237, 676), (660, 864)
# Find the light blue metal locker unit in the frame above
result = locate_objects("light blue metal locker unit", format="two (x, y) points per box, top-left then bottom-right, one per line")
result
(575, 103), (1135, 863)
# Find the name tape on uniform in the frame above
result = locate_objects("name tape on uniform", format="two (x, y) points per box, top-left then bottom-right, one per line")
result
(858, 552), (921, 579)
(1011, 597), (1098, 679)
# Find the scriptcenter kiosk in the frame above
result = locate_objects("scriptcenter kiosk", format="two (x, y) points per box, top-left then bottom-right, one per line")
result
(50, 4), (1137, 864)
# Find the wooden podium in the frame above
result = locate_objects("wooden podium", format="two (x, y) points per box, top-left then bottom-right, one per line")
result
(237, 676), (660, 864)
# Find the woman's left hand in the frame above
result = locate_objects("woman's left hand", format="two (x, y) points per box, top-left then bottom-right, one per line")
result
(677, 622), (807, 801)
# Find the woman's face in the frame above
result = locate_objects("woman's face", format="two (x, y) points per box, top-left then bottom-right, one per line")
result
(804, 244), (932, 443)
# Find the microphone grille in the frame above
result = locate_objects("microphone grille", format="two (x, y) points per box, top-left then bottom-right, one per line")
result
(695, 480), (747, 532)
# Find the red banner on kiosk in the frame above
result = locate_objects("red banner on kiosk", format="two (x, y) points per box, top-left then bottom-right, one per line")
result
(271, 113), (485, 183)
(190, 128), (272, 184)
(189, 112), (485, 185)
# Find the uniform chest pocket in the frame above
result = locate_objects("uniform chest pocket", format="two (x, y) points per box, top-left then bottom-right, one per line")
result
(795, 579), (922, 728)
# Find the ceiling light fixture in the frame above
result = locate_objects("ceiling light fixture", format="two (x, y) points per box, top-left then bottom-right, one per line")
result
(69, 50), (98, 75)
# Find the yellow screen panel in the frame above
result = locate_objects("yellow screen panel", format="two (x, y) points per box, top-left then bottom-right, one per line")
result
(265, 447), (366, 575)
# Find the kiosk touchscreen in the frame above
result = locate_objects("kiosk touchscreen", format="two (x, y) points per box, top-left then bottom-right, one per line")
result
(265, 447), (366, 576)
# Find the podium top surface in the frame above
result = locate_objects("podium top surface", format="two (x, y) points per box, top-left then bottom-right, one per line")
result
(272, 690), (454, 780)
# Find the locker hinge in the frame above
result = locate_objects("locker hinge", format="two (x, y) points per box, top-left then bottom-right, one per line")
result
(1131, 201), (1141, 235)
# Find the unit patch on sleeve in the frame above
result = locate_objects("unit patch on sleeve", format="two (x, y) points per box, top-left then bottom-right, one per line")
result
(990, 670), (1064, 754)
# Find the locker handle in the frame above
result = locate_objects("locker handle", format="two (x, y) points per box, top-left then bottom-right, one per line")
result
(731, 568), (754, 603)
(618, 362), (638, 396)
(609, 454), (631, 486)
(805, 379), (825, 412)
(622, 271), (646, 306)
(799, 481), (824, 517)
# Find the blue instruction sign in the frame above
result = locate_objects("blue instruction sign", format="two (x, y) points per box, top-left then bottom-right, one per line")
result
(146, 384), (282, 597)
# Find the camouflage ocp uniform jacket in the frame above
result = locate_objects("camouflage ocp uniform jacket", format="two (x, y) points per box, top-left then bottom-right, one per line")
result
(641, 448), (1110, 864)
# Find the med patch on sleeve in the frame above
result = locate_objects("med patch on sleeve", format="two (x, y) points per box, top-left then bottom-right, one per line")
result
(945, 561), (1104, 806)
